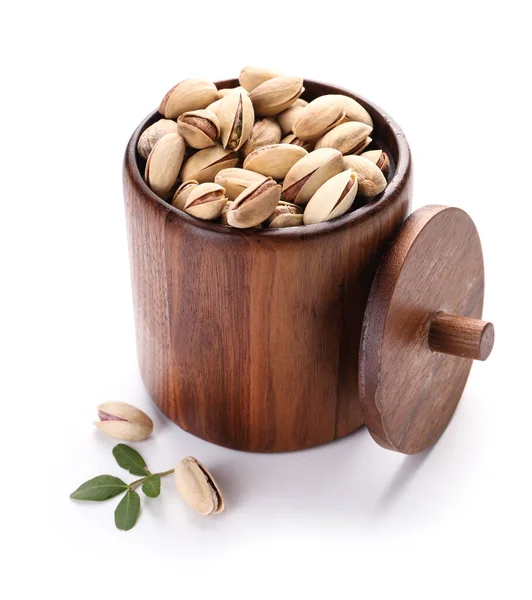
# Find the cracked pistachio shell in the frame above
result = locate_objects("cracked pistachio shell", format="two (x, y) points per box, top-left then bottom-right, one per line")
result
(292, 95), (349, 140)
(336, 95), (373, 127)
(95, 402), (153, 441)
(303, 169), (358, 225)
(242, 118), (282, 157)
(177, 109), (220, 149)
(361, 149), (391, 176)
(218, 86), (247, 98)
(280, 133), (314, 152)
(145, 133), (185, 197)
(266, 201), (303, 228)
(243, 143), (308, 179)
(218, 90), (255, 151)
(343, 155), (387, 197)
(282, 148), (344, 205)
(355, 137), (372, 155)
(239, 66), (281, 92)
(206, 98), (223, 115)
(180, 145), (239, 183)
(175, 457), (224, 515)
(172, 179), (199, 210)
(159, 79), (219, 119)
(220, 200), (234, 224)
(137, 119), (178, 159)
(227, 177), (281, 228)
(249, 76), (304, 116)
(277, 100), (308, 135)
(184, 182), (228, 220)
(214, 168), (266, 200)
(315, 122), (373, 155)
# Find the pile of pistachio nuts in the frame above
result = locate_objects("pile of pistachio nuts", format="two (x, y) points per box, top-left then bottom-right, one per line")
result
(137, 67), (391, 229)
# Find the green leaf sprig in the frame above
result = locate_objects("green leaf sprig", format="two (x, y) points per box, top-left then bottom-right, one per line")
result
(70, 444), (174, 531)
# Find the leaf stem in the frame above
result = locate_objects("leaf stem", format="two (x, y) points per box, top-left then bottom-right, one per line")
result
(128, 468), (175, 491)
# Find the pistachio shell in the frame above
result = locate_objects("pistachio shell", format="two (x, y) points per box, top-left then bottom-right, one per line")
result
(206, 98), (223, 115)
(361, 149), (391, 176)
(292, 95), (349, 141)
(266, 201), (303, 228)
(145, 133), (185, 197)
(218, 86), (247, 98)
(137, 119), (178, 159)
(227, 178), (281, 228)
(315, 122), (373, 155)
(280, 133), (314, 152)
(159, 79), (219, 119)
(243, 143), (308, 179)
(242, 118), (282, 157)
(282, 148), (344, 205)
(239, 66), (281, 92)
(95, 402), (153, 441)
(355, 137), (372, 155)
(177, 110), (220, 149)
(174, 457), (224, 516)
(249, 76), (304, 116)
(180, 145), (239, 183)
(343, 155), (387, 197)
(218, 90), (255, 151)
(214, 168), (267, 200)
(184, 182), (227, 220)
(303, 169), (359, 225)
(277, 101), (307, 135)
(172, 179), (199, 210)
(220, 200), (234, 224)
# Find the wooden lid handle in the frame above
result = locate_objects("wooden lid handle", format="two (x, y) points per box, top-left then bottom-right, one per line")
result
(428, 312), (495, 361)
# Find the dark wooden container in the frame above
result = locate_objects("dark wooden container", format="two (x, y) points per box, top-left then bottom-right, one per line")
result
(123, 79), (492, 454)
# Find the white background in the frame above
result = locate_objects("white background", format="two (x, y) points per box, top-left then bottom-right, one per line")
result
(2, 1), (531, 597)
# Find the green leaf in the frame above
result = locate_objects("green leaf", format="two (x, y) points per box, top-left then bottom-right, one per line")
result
(114, 490), (141, 531)
(142, 476), (161, 498)
(70, 475), (128, 501)
(112, 444), (150, 476)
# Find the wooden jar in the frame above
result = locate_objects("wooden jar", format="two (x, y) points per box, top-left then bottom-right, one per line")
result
(123, 80), (494, 455)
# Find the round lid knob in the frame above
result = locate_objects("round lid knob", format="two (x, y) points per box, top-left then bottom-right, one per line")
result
(359, 205), (494, 454)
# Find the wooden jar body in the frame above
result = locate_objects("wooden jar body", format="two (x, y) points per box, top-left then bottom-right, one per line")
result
(123, 81), (413, 452)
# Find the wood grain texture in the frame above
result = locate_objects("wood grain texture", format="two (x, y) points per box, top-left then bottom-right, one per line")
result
(429, 313), (494, 361)
(359, 206), (486, 455)
(123, 79), (413, 452)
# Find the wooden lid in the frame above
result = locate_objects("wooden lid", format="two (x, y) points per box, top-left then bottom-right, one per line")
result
(359, 205), (494, 454)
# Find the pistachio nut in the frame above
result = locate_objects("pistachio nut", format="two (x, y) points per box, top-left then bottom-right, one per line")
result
(159, 79), (219, 119)
(172, 179), (199, 210)
(205, 98), (223, 115)
(145, 133), (185, 197)
(220, 200), (234, 225)
(354, 137), (372, 155)
(94, 402), (153, 441)
(335, 95), (373, 127)
(343, 155), (387, 197)
(214, 167), (267, 200)
(180, 145), (239, 183)
(177, 109), (220, 149)
(243, 143), (308, 179)
(292, 95), (349, 141)
(218, 86), (247, 98)
(277, 100), (308, 135)
(218, 90), (255, 151)
(266, 201), (304, 228)
(239, 66), (281, 92)
(137, 119), (178, 160)
(303, 169), (359, 225)
(315, 121), (373, 155)
(280, 133), (314, 152)
(361, 149), (391, 177)
(174, 457), (224, 516)
(184, 182), (228, 220)
(249, 76), (304, 116)
(282, 148), (344, 205)
(242, 118), (282, 157)
(227, 177), (281, 228)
